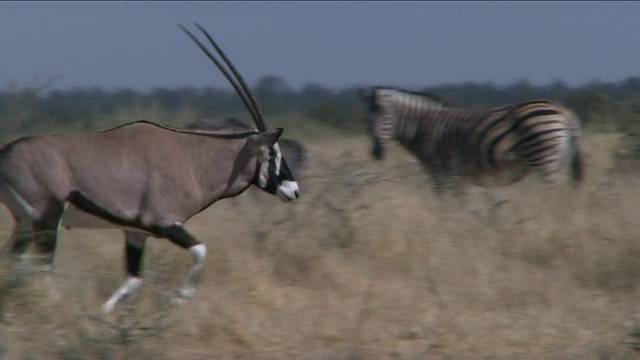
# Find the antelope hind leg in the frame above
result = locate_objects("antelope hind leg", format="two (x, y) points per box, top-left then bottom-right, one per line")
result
(0, 218), (35, 290)
(101, 231), (147, 313)
(2, 219), (34, 264)
(30, 203), (66, 302)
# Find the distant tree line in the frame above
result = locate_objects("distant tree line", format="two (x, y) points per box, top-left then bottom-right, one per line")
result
(1, 75), (640, 139)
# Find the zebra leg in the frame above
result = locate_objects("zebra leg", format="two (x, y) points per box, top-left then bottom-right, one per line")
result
(430, 174), (446, 196)
(448, 158), (468, 200)
(428, 156), (458, 198)
(451, 181), (469, 209)
(484, 191), (510, 225)
(101, 231), (147, 314)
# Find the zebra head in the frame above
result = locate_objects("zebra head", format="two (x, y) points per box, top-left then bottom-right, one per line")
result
(360, 87), (394, 160)
(360, 86), (449, 161)
(359, 87), (393, 160)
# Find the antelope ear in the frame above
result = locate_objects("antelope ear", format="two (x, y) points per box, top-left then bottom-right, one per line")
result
(259, 128), (283, 147)
(249, 128), (283, 154)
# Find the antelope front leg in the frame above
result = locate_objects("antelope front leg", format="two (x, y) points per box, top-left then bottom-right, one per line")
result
(176, 244), (207, 300)
(158, 223), (207, 302)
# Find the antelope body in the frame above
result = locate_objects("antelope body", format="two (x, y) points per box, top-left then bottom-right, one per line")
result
(0, 24), (300, 313)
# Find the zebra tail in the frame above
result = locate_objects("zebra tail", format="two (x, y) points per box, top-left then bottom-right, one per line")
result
(569, 135), (584, 184)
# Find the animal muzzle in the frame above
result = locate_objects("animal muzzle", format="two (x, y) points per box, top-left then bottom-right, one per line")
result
(276, 180), (300, 202)
(371, 139), (385, 160)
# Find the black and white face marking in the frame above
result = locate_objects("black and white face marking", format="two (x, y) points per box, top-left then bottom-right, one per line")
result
(257, 143), (300, 202)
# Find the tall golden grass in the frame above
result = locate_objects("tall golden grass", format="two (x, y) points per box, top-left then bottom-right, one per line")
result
(1, 132), (639, 359)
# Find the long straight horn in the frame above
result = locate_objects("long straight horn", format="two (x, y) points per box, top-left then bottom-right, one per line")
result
(193, 22), (267, 132)
(178, 24), (261, 131)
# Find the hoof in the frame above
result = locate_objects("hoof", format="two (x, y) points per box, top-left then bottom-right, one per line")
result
(170, 297), (188, 306)
(4, 263), (31, 288)
(44, 273), (62, 302)
(176, 286), (195, 299)
(169, 286), (195, 306)
(101, 301), (116, 314)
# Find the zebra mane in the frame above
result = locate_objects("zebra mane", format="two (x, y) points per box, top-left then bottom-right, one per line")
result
(372, 85), (450, 106)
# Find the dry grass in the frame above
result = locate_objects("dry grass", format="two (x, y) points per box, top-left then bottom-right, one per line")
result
(2, 132), (640, 359)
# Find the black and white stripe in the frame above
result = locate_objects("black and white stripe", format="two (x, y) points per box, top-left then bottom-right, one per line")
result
(360, 86), (584, 194)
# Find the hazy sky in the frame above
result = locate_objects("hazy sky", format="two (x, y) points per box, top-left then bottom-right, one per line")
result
(2, 1), (639, 91)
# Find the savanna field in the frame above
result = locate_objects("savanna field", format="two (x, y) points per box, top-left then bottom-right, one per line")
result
(1, 129), (640, 360)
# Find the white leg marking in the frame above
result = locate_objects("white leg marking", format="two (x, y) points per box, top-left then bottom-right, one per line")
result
(176, 244), (207, 299)
(56, 202), (69, 234)
(101, 276), (143, 314)
(44, 271), (62, 302)
(36, 202), (68, 302)
(3, 184), (37, 219)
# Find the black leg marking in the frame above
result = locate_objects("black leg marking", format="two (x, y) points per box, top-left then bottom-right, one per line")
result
(125, 242), (144, 277)
(7, 221), (33, 256)
(152, 224), (200, 249)
(32, 204), (65, 265)
(124, 232), (147, 277)
(33, 229), (57, 259)
(149, 223), (207, 301)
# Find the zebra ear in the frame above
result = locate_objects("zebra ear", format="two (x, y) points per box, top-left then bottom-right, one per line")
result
(358, 87), (373, 101)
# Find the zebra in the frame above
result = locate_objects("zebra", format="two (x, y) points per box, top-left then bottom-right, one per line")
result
(359, 86), (584, 196)
(184, 117), (307, 175)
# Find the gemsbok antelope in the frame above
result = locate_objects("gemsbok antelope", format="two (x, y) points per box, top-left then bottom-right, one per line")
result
(0, 23), (300, 313)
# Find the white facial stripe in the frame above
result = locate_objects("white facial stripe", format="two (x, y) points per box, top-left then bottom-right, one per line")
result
(2, 184), (37, 219)
(273, 143), (282, 175)
(257, 143), (283, 189)
(259, 159), (268, 188)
